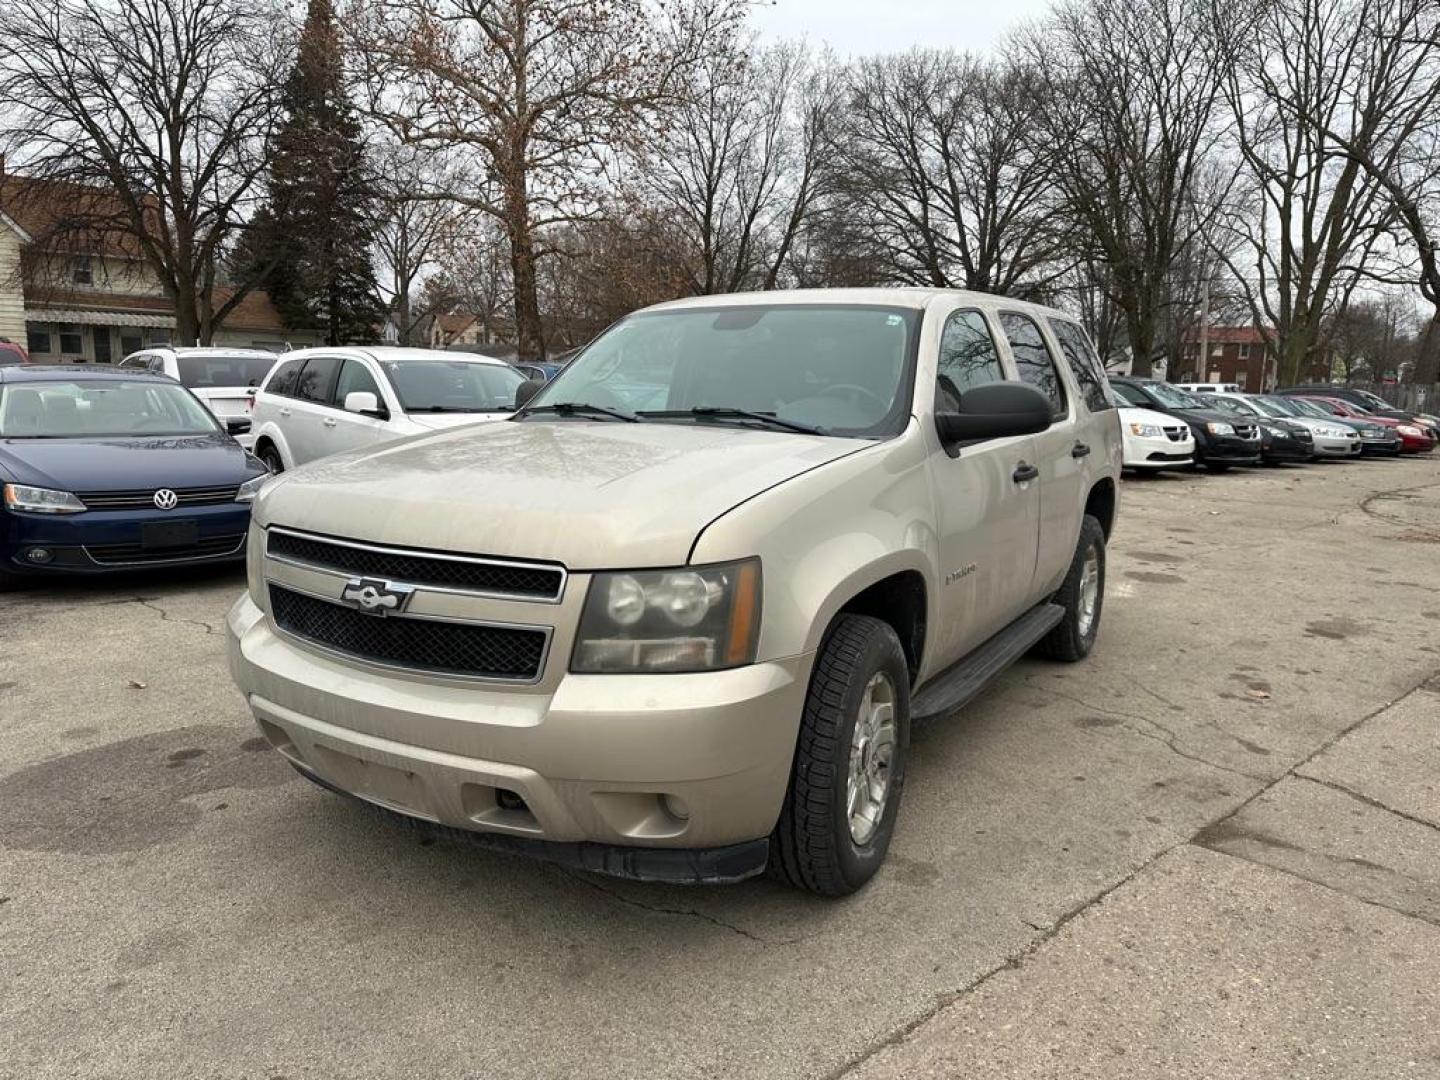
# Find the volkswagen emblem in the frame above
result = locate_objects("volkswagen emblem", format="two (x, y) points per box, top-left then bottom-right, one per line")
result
(340, 577), (415, 616)
(152, 489), (178, 510)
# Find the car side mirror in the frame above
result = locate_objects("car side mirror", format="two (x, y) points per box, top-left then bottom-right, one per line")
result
(515, 378), (546, 408)
(225, 416), (252, 436)
(343, 390), (386, 419)
(935, 382), (1053, 448)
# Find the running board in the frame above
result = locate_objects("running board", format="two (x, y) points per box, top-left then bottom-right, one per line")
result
(910, 602), (1065, 722)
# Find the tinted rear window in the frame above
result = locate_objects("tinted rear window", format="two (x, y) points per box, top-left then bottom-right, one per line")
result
(176, 354), (277, 388)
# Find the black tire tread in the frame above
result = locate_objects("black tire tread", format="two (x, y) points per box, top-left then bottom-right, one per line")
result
(770, 614), (904, 897)
(1035, 514), (1105, 662)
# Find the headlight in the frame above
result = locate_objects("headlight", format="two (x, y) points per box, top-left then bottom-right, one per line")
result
(1264, 425), (1287, 438)
(1128, 422), (1163, 437)
(1398, 424), (1421, 436)
(573, 559), (761, 673)
(2, 483), (86, 514)
(234, 474), (270, 503)
(1205, 422), (1234, 435)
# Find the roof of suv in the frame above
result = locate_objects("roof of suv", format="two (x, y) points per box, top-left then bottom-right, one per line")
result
(139, 346), (281, 358)
(0, 363), (175, 384)
(645, 287), (1071, 316)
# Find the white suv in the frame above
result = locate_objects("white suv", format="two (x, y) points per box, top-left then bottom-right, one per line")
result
(119, 346), (281, 447)
(249, 347), (528, 473)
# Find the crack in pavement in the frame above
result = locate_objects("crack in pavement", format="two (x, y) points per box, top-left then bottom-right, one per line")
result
(1297, 774), (1440, 836)
(1358, 478), (1440, 527)
(1025, 682), (1269, 781)
(555, 866), (804, 946)
(135, 597), (217, 637)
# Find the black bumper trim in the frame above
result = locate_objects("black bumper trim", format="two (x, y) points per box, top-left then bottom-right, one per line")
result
(296, 765), (771, 885)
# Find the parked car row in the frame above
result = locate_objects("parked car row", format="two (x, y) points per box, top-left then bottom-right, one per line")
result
(1111, 377), (1435, 474)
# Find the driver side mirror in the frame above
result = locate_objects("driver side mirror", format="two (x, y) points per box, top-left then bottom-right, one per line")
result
(936, 382), (1052, 447)
(343, 390), (387, 419)
(224, 416), (251, 436)
(515, 378), (545, 409)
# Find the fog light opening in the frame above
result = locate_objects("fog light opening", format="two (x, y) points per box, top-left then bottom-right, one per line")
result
(662, 794), (690, 822)
(24, 547), (53, 564)
(495, 788), (528, 813)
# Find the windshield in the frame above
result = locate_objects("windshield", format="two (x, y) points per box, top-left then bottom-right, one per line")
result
(0, 379), (221, 437)
(1143, 382), (1205, 409)
(1285, 398), (1329, 419)
(1352, 389), (1390, 410)
(176, 353), (278, 389)
(383, 360), (524, 412)
(1254, 397), (1298, 418)
(528, 304), (921, 437)
(1207, 396), (1250, 416)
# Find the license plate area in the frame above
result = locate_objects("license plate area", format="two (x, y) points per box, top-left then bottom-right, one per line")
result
(142, 520), (198, 550)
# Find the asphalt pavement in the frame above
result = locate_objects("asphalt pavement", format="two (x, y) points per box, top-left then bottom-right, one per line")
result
(1, 455), (1437, 1079)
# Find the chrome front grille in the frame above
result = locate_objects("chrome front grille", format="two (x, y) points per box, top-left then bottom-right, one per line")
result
(1163, 425), (1189, 442)
(268, 584), (549, 681)
(1233, 423), (1258, 439)
(78, 485), (239, 510)
(266, 528), (565, 602)
(86, 533), (246, 565)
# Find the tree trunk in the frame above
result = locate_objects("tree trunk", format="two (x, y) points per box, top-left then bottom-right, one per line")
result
(504, 169), (545, 358)
(1125, 306), (1156, 379)
(1414, 308), (1440, 387)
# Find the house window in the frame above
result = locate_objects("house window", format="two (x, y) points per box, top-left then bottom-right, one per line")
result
(148, 328), (171, 345)
(1210, 343), (1223, 357)
(71, 255), (93, 285)
(58, 324), (84, 354)
(27, 328), (51, 354)
(120, 333), (143, 356)
(1239, 343), (1251, 360)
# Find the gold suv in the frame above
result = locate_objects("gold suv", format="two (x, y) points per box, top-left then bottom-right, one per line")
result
(227, 289), (1122, 895)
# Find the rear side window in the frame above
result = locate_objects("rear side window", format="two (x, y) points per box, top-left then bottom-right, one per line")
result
(333, 359), (383, 407)
(1048, 320), (1112, 413)
(936, 309), (1005, 412)
(294, 356), (341, 404)
(265, 358), (305, 397)
(1000, 312), (1067, 419)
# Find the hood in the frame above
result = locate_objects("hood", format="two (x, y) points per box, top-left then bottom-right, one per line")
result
(405, 412), (511, 432)
(0, 434), (262, 491)
(1168, 406), (1249, 426)
(257, 419), (869, 568)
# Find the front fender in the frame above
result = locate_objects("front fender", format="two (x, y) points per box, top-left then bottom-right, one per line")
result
(253, 422), (293, 469)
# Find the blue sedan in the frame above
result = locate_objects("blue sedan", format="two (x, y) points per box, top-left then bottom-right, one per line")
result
(0, 365), (269, 587)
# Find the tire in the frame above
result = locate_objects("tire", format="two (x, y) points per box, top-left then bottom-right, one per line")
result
(769, 614), (911, 897)
(257, 443), (285, 474)
(1204, 462), (1230, 473)
(1035, 514), (1106, 663)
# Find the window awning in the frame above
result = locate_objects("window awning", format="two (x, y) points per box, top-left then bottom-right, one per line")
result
(27, 309), (177, 329)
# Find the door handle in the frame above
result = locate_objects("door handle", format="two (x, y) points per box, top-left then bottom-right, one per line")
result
(322, 417), (337, 427)
(1012, 462), (1039, 484)
(1071, 441), (1091, 459)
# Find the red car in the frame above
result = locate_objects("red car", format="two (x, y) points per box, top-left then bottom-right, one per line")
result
(0, 339), (30, 366)
(1298, 396), (1436, 454)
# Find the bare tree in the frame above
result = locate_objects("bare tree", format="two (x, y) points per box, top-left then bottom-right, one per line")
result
(1274, 0), (1440, 385)
(634, 40), (841, 295)
(0, 0), (288, 344)
(373, 146), (467, 344)
(1025, 0), (1237, 377)
(1214, 0), (1421, 387)
(834, 50), (1064, 295)
(352, 0), (745, 358)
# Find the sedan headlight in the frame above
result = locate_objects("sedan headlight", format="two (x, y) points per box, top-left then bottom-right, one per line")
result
(1205, 422), (1235, 435)
(1398, 424), (1422, 436)
(2, 483), (86, 514)
(1263, 425), (1288, 438)
(573, 559), (761, 673)
(234, 474), (270, 503)
(1128, 422), (1164, 437)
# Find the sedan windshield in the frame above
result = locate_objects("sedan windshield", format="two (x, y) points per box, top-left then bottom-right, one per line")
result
(527, 304), (921, 437)
(176, 354), (278, 388)
(1254, 397), (1300, 418)
(383, 360), (525, 412)
(1207, 396), (1251, 416)
(1143, 382), (1205, 409)
(0, 379), (220, 437)
(1285, 398), (1331, 419)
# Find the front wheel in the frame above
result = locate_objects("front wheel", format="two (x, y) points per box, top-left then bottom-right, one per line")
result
(769, 614), (911, 897)
(1035, 514), (1106, 662)
(257, 444), (285, 474)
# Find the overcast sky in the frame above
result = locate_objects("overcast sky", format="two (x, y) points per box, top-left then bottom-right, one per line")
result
(748, 0), (1057, 57)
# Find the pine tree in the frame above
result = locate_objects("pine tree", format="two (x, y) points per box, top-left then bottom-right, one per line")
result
(253, 0), (383, 344)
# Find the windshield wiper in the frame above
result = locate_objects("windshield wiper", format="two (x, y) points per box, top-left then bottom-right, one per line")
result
(406, 405), (493, 413)
(525, 402), (639, 422)
(638, 407), (828, 436)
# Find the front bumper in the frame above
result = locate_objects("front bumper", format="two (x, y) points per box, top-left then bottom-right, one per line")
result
(2, 502), (251, 576)
(226, 593), (811, 874)
(1122, 431), (1194, 469)
(1310, 433), (1362, 457)
(1195, 431), (1262, 464)
(1259, 431), (1314, 462)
